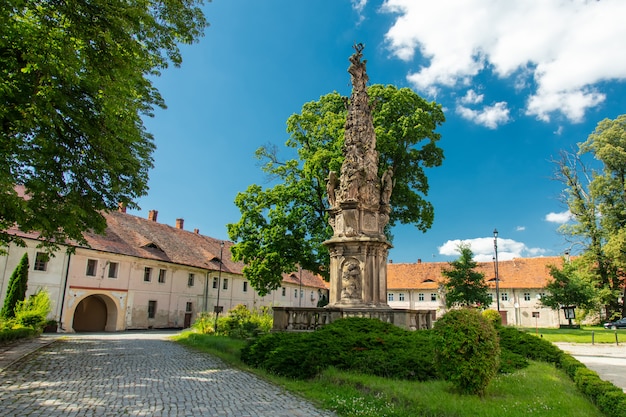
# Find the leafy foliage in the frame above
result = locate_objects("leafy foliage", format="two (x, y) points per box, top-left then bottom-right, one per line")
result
(1, 253), (29, 318)
(241, 317), (437, 381)
(192, 305), (272, 338)
(13, 289), (51, 330)
(442, 245), (492, 309)
(0, 0), (208, 252)
(228, 85), (445, 295)
(555, 114), (626, 319)
(482, 309), (502, 327)
(432, 308), (500, 396)
(541, 257), (598, 311)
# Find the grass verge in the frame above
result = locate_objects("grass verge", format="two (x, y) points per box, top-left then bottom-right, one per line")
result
(522, 326), (624, 344)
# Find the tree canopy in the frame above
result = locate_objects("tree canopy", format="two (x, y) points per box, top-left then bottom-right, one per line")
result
(228, 85), (445, 295)
(0, 0), (208, 252)
(540, 257), (597, 312)
(555, 114), (626, 319)
(441, 244), (491, 309)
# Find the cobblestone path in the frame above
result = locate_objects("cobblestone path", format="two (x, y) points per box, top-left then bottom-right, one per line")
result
(0, 332), (337, 417)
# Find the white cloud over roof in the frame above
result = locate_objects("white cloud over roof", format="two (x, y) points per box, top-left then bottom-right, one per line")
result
(381, 0), (626, 124)
(438, 237), (546, 262)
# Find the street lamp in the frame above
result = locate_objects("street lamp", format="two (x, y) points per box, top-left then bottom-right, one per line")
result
(493, 229), (500, 312)
(214, 241), (224, 333)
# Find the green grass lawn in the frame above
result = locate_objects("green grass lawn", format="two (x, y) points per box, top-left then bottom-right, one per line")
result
(173, 331), (605, 417)
(522, 326), (625, 344)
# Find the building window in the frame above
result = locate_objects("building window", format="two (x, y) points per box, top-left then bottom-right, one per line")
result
(243, 281), (248, 292)
(300, 289), (303, 298)
(34, 252), (48, 271)
(488, 293), (493, 301)
(212, 277), (218, 289)
(524, 292), (531, 301)
(107, 262), (118, 278)
(158, 269), (166, 284)
(188, 273), (195, 287)
(148, 300), (157, 319)
(294, 289), (298, 298)
(388, 293), (394, 302)
(501, 292), (508, 301)
(144, 267), (152, 282)
(399, 293), (405, 301)
(86, 259), (98, 277)
(185, 302), (192, 313)
(418, 293), (424, 302)
(282, 287), (286, 297)
(222, 278), (228, 290)
(431, 293), (437, 302)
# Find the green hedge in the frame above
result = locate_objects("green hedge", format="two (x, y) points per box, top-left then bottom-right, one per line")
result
(242, 317), (626, 415)
(0, 327), (39, 344)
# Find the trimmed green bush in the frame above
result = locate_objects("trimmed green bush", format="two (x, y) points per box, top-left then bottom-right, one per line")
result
(241, 317), (437, 381)
(433, 308), (500, 396)
(498, 326), (563, 364)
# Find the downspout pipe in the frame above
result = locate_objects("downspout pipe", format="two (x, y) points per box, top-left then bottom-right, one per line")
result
(58, 251), (72, 331)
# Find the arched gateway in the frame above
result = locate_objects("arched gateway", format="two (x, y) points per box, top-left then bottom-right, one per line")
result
(72, 294), (119, 332)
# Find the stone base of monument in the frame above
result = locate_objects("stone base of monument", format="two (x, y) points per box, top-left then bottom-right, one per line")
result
(272, 306), (436, 332)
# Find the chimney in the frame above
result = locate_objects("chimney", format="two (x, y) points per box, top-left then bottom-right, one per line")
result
(175, 218), (184, 229)
(193, 228), (199, 234)
(118, 202), (127, 213)
(148, 210), (158, 222)
(417, 259), (421, 264)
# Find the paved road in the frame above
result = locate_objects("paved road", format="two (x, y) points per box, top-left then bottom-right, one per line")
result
(0, 331), (337, 417)
(555, 342), (626, 393)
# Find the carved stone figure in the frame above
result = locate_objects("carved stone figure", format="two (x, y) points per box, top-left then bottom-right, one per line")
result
(341, 260), (361, 300)
(326, 171), (338, 207)
(381, 167), (394, 205)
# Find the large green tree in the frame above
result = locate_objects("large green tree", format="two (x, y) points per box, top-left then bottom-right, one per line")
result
(228, 85), (445, 295)
(555, 114), (626, 319)
(1, 253), (29, 319)
(441, 244), (491, 309)
(540, 257), (597, 312)
(0, 0), (208, 252)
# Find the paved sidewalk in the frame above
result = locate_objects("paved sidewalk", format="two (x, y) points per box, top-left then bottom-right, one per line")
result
(556, 342), (626, 392)
(0, 332), (337, 417)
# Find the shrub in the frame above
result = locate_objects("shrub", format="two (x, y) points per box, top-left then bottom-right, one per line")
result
(241, 317), (437, 381)
(193, 305), (273, 338)
(498, 349), (528, 374)
(498, 326), (563, 364)
(1, 253), (29, 319)
(482, 309), (502, 327)
(433, 308), (500, 396)
(192, 312), (216, 334)
(13, 289), (51, 331)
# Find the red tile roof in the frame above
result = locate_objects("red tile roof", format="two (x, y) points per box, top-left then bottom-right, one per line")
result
(388, 257), (567, 290)
(6, 209), (329, 289)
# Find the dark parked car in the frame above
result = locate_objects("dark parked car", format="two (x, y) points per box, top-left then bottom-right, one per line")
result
(603, 318), (626, 329)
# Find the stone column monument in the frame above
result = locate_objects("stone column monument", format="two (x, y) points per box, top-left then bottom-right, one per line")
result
(324, 43), (393, 309)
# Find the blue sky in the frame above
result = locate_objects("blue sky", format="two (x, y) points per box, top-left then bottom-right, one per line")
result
(132, 0), (626, 264)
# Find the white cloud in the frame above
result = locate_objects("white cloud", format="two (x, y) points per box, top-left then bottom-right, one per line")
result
(381, 0), (626, 123)
(352, 0), (368, 23)
(438, 236), (545, 262)
(545, 210), (572, 224)
(456, 101), (510, 129)
(460, 89), (484, 105)
(516, 226), (526, 232)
